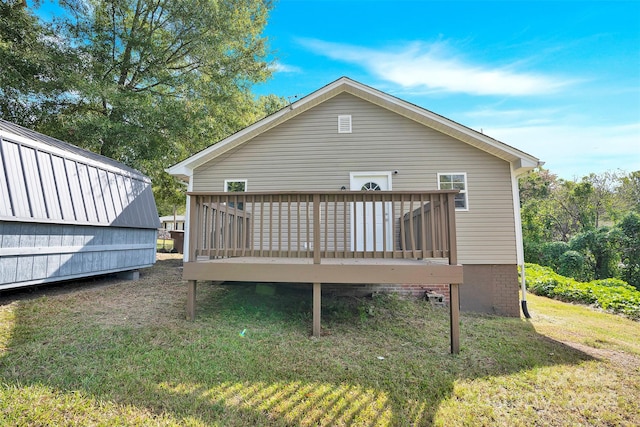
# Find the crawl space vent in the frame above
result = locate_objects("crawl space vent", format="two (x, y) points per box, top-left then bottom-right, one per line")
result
(338, 115), (352, 133)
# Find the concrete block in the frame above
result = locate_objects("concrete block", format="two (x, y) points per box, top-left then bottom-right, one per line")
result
(117, 270), (140, 280)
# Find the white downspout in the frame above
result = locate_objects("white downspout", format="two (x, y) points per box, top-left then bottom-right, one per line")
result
(510, 164), (531, 318)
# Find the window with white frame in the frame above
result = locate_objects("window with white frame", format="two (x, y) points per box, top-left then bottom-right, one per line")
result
(437, 173), (468, 210)
(224, 179), (247, 209)
(224, 179), (247, 192)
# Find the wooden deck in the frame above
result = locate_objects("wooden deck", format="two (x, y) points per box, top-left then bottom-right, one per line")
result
(183, 191), (463, 353)
(185, 257), (460, 285)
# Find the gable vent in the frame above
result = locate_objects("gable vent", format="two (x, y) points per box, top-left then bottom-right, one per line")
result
(338, 115), (352, 133)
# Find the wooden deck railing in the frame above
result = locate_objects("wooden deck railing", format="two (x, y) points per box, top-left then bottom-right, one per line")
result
(187, 190), (459, 263)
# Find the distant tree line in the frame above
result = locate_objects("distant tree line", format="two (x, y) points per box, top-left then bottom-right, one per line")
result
(520, 169), (640, 289)
(0, 0), (285, 214)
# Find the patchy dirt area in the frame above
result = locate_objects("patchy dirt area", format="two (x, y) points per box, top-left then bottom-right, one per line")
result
(0, 253), (187, 327)
(560, 340), (640, 370)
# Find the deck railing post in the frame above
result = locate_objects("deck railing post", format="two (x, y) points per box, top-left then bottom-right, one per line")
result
(313, 194), (321, 264)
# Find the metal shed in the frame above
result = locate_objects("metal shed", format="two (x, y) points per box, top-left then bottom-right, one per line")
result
(0, 119), (160, 290)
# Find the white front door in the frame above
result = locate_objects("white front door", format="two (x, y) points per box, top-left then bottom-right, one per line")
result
(350, 172), (392, 251)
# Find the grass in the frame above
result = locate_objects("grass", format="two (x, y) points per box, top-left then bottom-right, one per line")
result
(1, 254), (638, 426)
(157, 238), (175, 252)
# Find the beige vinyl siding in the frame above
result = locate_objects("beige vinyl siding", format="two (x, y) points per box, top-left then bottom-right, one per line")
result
(193, 93), (517, 264)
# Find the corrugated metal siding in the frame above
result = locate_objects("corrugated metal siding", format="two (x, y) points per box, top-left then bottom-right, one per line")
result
(193, 93), (517, 264)
(0, 120), (159, 229)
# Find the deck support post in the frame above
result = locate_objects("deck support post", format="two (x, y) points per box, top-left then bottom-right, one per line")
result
(449, 283), (460, 354)
(446, 192), (461, 355)
(187, 280), (197, 321)
(313, 282), (321, 337)
(312, 194), (322, 337)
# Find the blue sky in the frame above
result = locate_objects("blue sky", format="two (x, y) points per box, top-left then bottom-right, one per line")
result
(33, 0), (639, 180)
(254, 0), (640, 180)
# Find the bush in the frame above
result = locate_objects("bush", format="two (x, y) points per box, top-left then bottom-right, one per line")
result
(525, 263), (640, 320)
(540, 241), (570, 271)
(558, 250), (586, 280)
(617, 212), (640, 289)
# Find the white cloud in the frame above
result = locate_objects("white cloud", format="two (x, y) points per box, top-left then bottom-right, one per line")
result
(485, 123), (640, 179)
(270, 61), (302, 74)
(298, 38), (575, 96)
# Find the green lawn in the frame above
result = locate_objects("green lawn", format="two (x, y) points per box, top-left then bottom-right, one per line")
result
(1, 254), (638, 426)
(157, 238), (174, 252)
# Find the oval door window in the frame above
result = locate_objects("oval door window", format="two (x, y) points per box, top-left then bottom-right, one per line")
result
(361, 182), (381, 191)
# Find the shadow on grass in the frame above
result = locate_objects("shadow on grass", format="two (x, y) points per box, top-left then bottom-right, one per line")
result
(0, 257), (594, 426)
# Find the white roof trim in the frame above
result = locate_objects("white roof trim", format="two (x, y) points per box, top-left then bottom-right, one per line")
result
(166, 77), (541, 180)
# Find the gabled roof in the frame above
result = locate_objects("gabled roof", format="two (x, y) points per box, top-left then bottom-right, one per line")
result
(166, 77), (541, 180)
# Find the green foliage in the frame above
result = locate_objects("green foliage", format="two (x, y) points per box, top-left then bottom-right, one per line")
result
(616, 171), (640, 214)
(540, 241), (570, 271)
(0, 1), (75, 125)
(569, 227), (620, 280)
(525, 263), (640, 319)
(519, 169), (639, 248)
(557, 250), (586, 281)
(617, 212), (640, 289)
(519, 168), (558, 250)
(523, 239), (544, 265)
(520, 169), (639, 285)
(2, 0), (285, 211)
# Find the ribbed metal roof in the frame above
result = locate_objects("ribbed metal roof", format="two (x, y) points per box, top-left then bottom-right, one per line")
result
(0, 119), (160, 229)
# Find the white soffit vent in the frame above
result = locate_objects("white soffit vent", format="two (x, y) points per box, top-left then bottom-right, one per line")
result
(338, 115), (352, 133)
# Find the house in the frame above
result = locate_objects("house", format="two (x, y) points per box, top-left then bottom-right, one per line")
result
(167, 77), (541, 352)
(0, 119), (160, 291)
(159, 215), (185, 231)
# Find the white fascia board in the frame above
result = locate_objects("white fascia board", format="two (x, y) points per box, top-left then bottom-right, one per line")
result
(166, 76), (541, 179)
(166, 79), (351, 178)
(511, 158), (543, 176)
(342, 79), (540, 165)
(166, 108), (290, 176)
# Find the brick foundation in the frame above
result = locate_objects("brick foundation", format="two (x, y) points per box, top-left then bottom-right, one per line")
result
(321, 264), (520, 317)
(459, 264), (520, 317)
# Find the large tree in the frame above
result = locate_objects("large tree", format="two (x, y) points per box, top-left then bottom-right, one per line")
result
(0, 0), (74, 125)
(617, 171), (640, 214)
(2, 0), (282, 213)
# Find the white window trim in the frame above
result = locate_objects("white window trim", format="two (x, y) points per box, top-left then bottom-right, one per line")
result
(437, 172), (469, 211)
(338, 115), (352, 133)
(223, 179), (248, 192)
